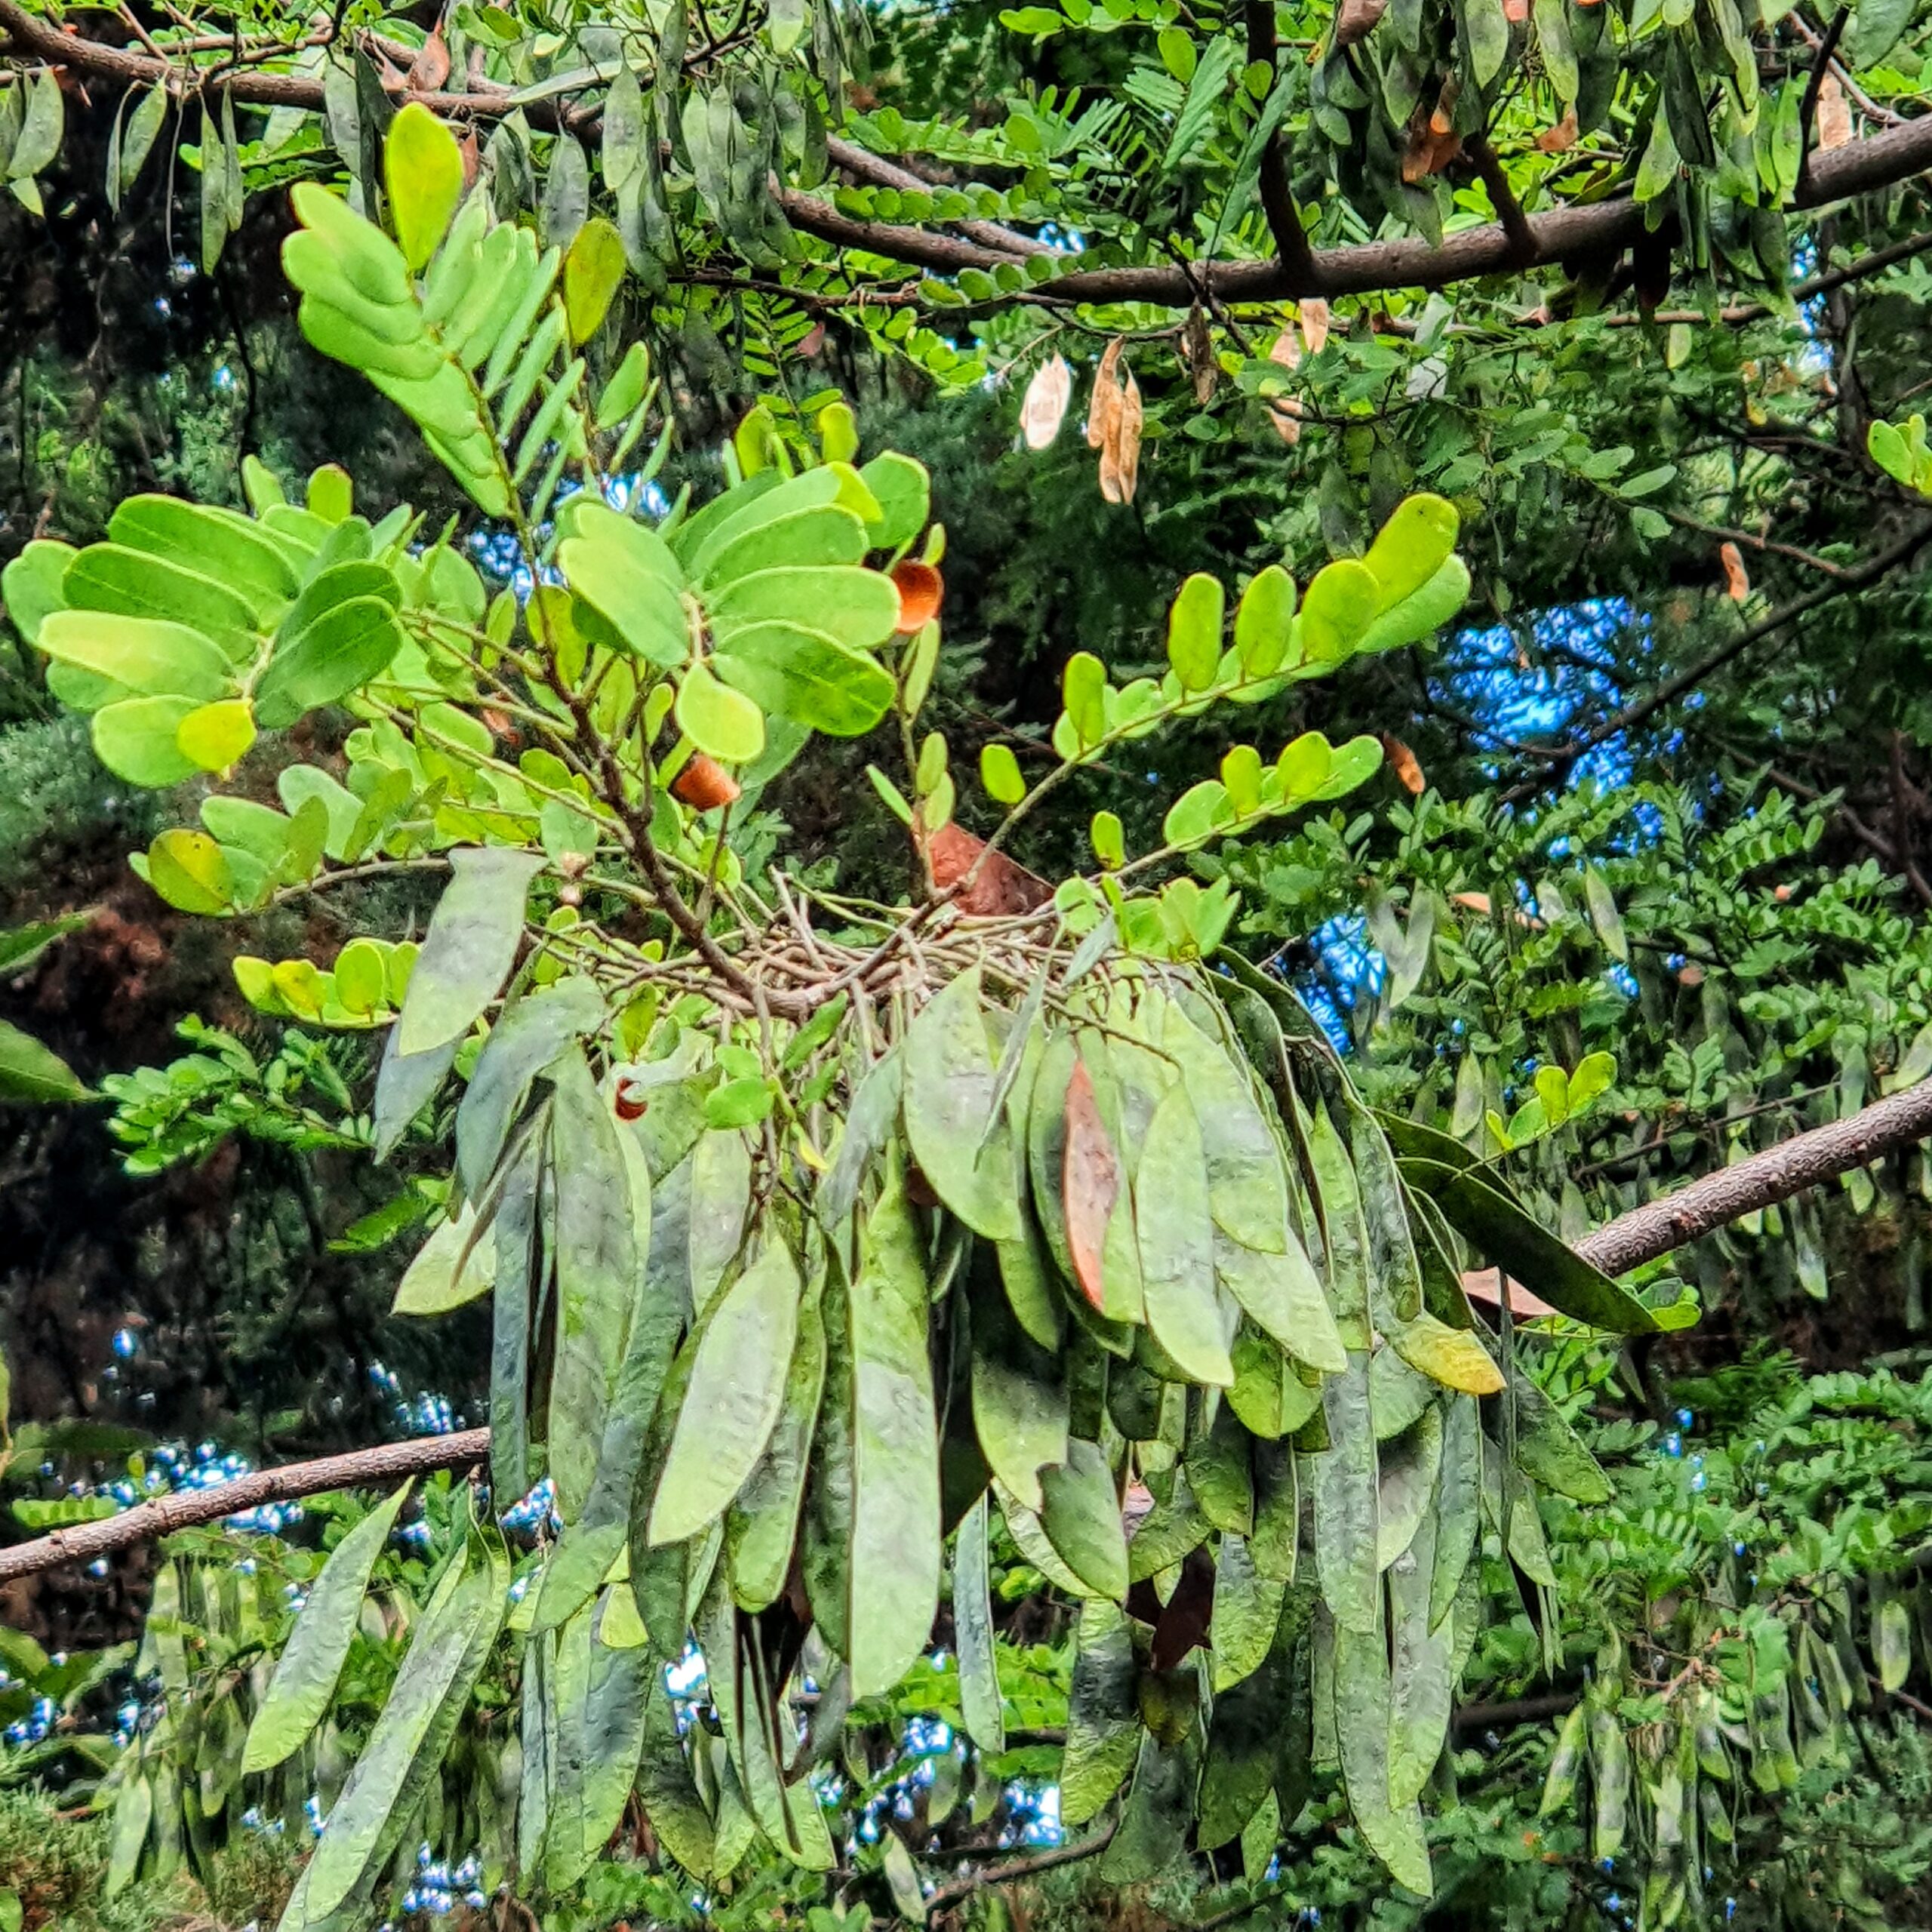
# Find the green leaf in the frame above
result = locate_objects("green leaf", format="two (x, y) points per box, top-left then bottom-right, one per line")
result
(1235, 565), (1295, 677)
(565, 216), (626, 343)
(2, 539), (76, 646)
(65, 543), (258, 661)
(255, 594), (407, 728)
(981, 740), (1025, 804)
(38, 611), (232, 704)
(676, 660), (765, 762)
(558, 507), (689, 667)
(395, 847), (546, 1057)
(94, 696), (201, 787)
(243, 1483), (411, 1772)
(903, 967), (1023, 1241)
(1398, 1158), (1661, 1333)
(0, 1019), (88, 1103)
(1299, 558), (1380, 662)
(713, 622), (896, 735)
(857, 452), (929, 548)
(108, 496), (301, 624)
(1363, 494), (1458, 608)
(1137, 1084), (1233, 1385)
(456, 977), (605, 1198)
(848, 1170), (941, 1699)
(386, 103), (464, 272)
(1167, 572), (1225, 692)
(651, 1237), (801, 1543)
(710, 565), (902, 654)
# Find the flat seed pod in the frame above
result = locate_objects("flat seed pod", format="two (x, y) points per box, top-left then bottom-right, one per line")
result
(1430, 1394), (1482, 1632)
(954, 1493), (1005, 1752)
(1137, 1084), (1234, 1386)
(1211, 1533), (1286, 1689)
(1309, 1351), (1380, 1635)
(1039, 1438), (1129, 1599)
(1331, 1607), (1432, 1894)
(1060, 1601), (1143, 1826)
(650, 1238), (801, 1545)
(848, 1173), (941, 1697)
(801, 1257), (855, 1657)
(1199, 1590), (1304, 1848)
(1214, 1230), (1346, 1374)
(971, 1290), (1069, 1512)
(724, 1274), (827, 1611)
(903, 968), (1023, 1241)
(1376, 1404), (1443, 1570)
(1387, 1513), (1453, 1805)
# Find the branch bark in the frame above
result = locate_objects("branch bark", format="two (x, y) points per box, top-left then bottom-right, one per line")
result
(1574, 1075), (1932, 1277)
(11, 0), (1932, 312)
(0, 1428), (487, 1584)
(1503, 519), (1932, 799)
(920, 1824), (1118, 1916)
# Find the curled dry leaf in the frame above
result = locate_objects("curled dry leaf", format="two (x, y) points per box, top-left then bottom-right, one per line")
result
(1062, 1058), (1120, 1312)
(671, 753), (742, 811)
(1817, 72), (1852, 152)
(1719, 541), (1750, 603)
(1504, 0), (1530, 21)
(1401, 102), (1462, 183)
(1021, 353), (1074, 451)
(1099, 371), (1144, 504)
(1297, 297), (1331, 358)
(1088, 338), (1124, 451)
(1429, 77), (1462, 136)
(891, 559), (944, 632)
(1334, 0), (1389, 47)
(1267, 328), (1305, 444)
(1537, 106), (1580, 153)
(459, 128), (480, 191)
(920, 820), (1054, 916)
(408, 26), (452, 90)
(1451, 891), (1494, 915)
(1380, 732), (1426, 795)
(1184, 305), (1217, 405)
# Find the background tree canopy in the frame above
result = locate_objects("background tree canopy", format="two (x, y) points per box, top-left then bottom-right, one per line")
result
(5, 0), (1932, 1924)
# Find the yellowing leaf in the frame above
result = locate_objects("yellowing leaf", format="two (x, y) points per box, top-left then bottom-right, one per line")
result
(144, 828), (233, 913)
(565, 216), (627, 345)
(175, 697), (257, 773)
(385, 102), (464, 273)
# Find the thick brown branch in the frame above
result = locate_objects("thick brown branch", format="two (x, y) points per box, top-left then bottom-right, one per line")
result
(11, 0), (1932, 311)
(1467, 131), (1536, 265)
(0, 1429), (488, 1584)
(1243, 0), (1324, 292)
(823, 135), (1052, 260)
(1575, 1075), (1932, 1277)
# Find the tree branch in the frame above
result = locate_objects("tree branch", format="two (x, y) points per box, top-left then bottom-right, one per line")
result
(1797, 6), (1852, 198)
(1574, 1075), (1932, 1277)
(1242, 0), (1324, 293)
(11, 0), (1932, 312)
(1503, 520), (1931, 798)
(0, 1428), (488, 1584)
(920, 1824), (1118, 1917)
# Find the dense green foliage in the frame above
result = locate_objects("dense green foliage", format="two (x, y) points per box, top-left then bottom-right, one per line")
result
(8, 0), (1932, 1918)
